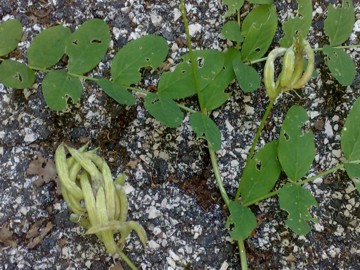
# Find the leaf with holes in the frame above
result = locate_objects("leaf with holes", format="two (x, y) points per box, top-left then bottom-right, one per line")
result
(144, 93), (183, 128)
(189, 112), (221, 151)
(28, 25), (71, 69)
(279, 0), (312, 47)
(241, 4), (277, 61)
(239, 140), (281, 204)
(0, 60), (35, 89)
(323, 45), (356, 86)
(112, 35), (168, 87)
(223, 0), (244, 18)
(278, 105), (315, 181)
(221, 21), (243, 43)
(42, 70), (83, 111)
(279, 184), (317, 235)
(232, 52), (260, 93)
(324, 0), (355, 46)
(66, 19), (110, 74)
(97, 78), (135, 106)
(226, 201), (257, 241)
(201, 48), (237, 111)
(158, 50), (224, 100)
(341, 97), (360, 193)
(0, 19), (23, 56)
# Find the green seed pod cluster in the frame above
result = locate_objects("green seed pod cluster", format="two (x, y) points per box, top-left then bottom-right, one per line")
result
(55, 143), (147, 255)
(264, 38), (315, 101)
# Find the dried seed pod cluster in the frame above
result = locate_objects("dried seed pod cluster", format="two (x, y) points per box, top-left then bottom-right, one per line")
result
(264, 37), (315, 100)
(55, 143), (147, 255)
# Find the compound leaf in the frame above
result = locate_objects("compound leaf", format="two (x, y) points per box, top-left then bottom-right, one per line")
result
(201, 48), (237, 111)
(189, 112), (221, 151)
(278, 105), (315, 181)
(226, 201), (257, 241)
(279, 0), (312, 47)
(279, 184), (317, 235)
(239, 140), (281, 204)
(66, 19), (110, 74)
(144, 93), (183, 128)
(42, 70), (83, 111)
(323, 45), (356, 86)
(241, 4), (277, 61)
(0, 19), (23, 56)
(221, 21), (243, 43)
(223, 0), (244, 18)
(28, 25), (71, 69)
(112, 35), (168, 86)
(97, 78), (135, 105)
(232, 52), (260, 93)
(324, 0), (355, 46)
(0, 60), (35, 89)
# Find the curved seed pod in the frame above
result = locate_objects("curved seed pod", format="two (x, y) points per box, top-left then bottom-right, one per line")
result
(115, 185), (128, 222)
(66, 142), (89, 168)
(101, 162), (117, 221)
(264, 47), (287, 100)
(79, 171), (98, 227)
(289, 46), (304, 87)
(82, 152), (104, 171)
(65, 145), (103, 192)
(128, 221), (147, 248)
(60, 184), (84, 215)
(55, 144), (83, 200)
(115, 174), (126, 186)
(292, 40), (314, 89)
(279, 46), (295, 89)
(95, 187), (117, 254)
(113, 187), (121, 221)
(85, 220), (127, 235)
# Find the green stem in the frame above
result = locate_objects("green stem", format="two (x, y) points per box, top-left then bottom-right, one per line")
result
(180, 0), (205, 113)
(238, 240), (248, 270)
(314, 44), (360, 52)
(235, 99), (274, 200)
(118, 251), (138, 270)
(209, 149), (230, 206)
(243, 163), (344, 207)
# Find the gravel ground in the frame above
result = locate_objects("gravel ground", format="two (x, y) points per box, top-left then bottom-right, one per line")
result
(0, 0), (359, 269)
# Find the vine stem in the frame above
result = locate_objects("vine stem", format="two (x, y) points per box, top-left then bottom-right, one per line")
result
(118, 250), (138, 270)
(235, 98), (275, 200)
(243, 163), (345, 207)
(209, 149), (230, 205)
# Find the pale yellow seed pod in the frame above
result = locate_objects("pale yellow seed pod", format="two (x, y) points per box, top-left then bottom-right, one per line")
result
(60, 184), (84, 215)
(278, 46), (295, 89)
(292, 39), (314, 89)
(101, 162), (117, 221)
(85, 220), (127, 235)
(264, 47), (287, 100)
(79, 171), (98, 227)
(289, 46), (304, 87)
(128, 221), (148, 248)
(116, 185), (129, 222)
(55, 144), (83, 200)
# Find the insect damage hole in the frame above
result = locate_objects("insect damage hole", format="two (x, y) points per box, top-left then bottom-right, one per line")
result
(91, 39), (102, 44)
(15, 73), (23, 82)
(283, 132), (290, 141)
(197, 57), (204, 68)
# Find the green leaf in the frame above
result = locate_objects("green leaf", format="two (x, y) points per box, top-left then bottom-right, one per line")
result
(279, 184), (317, 235)
(28, 25), (71, 69)
(241, 4), (277, 61)
(221, 21), (243, 43)
(144, 93), (184, 128)
(158, 50), (225, 100)
(201, 48), (237, 111)
(279, 0), (312, 47)
(223, 0), (244, 18)
(248, 0), (273, 3)
(323, 45), (356, 86)
(42, 70), (83, 111)
(112, 35), (168, 86)
(324, 0), (355, 46)
(189, 112), (221, 151)
(66, 19), (110, 74)
(232, 52), (260, 93)
(226, 201), (257, 241)
(239, 140), (281, 204)
(0, 60), (35, 89)
(278, 105), (315, 181)
(342, 97), (360, 161)
(0, 19), (23, 56)
(97, 78), (135, 105)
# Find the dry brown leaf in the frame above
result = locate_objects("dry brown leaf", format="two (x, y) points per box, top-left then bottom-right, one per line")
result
(109, 261), (124, 270)
(27, 222), (53, 249)
(285, 253), (296, 262)
(126, 159), (139, 169)
(0, 225), (17, 248)
(27, 152), (57, 187)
